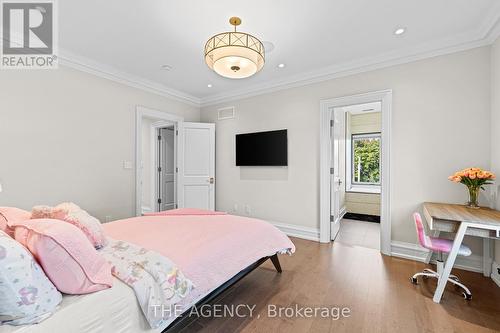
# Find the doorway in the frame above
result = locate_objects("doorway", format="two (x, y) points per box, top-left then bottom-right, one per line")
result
(157, 125), (176, 212)
(333, 102), (382, 250)
(319, 90), (392, 255)
(135, 106), (216, 216)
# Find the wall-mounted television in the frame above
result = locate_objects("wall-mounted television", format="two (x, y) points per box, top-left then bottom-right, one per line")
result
(236, 129), (288, 166)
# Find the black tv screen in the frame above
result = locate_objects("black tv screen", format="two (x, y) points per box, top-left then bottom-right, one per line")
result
(236, 130), (288, 166)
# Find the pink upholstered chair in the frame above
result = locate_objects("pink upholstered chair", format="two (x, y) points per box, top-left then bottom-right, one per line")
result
(410, 212), (472, 300)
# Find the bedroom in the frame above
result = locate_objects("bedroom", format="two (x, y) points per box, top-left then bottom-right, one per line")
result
(1, 1), (500, 332)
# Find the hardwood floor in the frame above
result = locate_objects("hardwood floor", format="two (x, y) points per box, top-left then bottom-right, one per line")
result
(177, 237), (500, 333)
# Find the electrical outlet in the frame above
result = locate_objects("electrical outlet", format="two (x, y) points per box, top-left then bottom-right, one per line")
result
(244, 205), (251, 215)
(123, 161), (133, 170)
(105, 215), (112, 222)
(232, 203), (238, 213)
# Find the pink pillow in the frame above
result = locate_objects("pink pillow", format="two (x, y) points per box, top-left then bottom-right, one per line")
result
(0, 207), (31, 237)
(32, 203), (107, 249)
(12, 218), (113, 295)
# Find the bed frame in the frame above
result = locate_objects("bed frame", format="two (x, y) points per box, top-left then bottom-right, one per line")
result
(164, 254), (282, 332)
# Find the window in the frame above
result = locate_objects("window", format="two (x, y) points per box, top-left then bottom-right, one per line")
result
(351, 133), (381, 186)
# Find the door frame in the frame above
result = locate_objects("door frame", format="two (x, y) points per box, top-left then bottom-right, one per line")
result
(153, 122), (177, 212)
(135, 106), (183, 216)
(319, 90), (392, 255)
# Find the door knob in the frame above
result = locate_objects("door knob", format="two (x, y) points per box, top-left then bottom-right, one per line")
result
(209, 177), (215, 184)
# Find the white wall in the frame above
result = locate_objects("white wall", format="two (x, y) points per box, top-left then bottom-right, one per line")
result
(0, 66), (200, 221)
(201, 47), (490, 254)
(491, 37), (500, 264)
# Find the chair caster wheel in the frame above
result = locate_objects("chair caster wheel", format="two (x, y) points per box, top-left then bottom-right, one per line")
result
(463, 292), (472, 300)
(410, 277), (418, 285)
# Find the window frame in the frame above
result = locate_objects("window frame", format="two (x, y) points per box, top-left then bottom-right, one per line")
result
(348, 132), (381, 192)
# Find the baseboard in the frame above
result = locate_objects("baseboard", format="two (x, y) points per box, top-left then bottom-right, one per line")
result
(391, 241), (483, 273)
(391, 241), (427, 261)
(269, 221), (320, 242)
(141, 206), (153, 214)
(339, 206), (347, 219)
(492, 261), (500, 287)
(343, 212), (380, 223)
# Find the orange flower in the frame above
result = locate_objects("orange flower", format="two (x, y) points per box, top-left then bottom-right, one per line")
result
(449, 168), (495, 181)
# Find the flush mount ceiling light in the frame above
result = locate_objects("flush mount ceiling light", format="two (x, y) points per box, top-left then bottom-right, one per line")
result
(394, 27), (406, 35)
(205, 17), (265, 79)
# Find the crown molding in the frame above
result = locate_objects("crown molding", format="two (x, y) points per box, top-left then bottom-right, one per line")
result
(481, 1), (500, 43)
(0, 33), (201, 106)
(58, 49), (201, 107)
(200, 10), (500, 107)
(5, 10), (498, 109)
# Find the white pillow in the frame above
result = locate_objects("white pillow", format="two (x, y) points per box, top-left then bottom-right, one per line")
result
(0, 230), (62, 325)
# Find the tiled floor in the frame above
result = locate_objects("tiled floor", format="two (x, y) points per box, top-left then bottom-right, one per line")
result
(335, 218), (380, 250)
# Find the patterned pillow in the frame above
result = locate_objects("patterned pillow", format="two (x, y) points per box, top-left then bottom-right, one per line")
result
(32, 202), (107, 249)
(0, 230), (62, 326)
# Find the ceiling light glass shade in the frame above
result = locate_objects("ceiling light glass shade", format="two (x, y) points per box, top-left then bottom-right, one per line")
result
(205, 32), (265, 79)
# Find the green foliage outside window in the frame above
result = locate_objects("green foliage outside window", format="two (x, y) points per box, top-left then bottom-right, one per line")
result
(352, 134), (380, 184)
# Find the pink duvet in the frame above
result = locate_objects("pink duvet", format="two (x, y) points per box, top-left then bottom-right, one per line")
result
(103, 212), (295, 297)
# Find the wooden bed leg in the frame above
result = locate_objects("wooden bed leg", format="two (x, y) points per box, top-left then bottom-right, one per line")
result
(270, 254), (282, 273)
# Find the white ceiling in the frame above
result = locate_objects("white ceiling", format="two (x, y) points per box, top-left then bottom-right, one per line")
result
(59, 0), (500, 105)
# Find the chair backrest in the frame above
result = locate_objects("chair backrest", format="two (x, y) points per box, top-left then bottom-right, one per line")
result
(413, 212), (431, 249)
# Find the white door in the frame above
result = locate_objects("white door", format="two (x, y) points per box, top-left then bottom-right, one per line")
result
(330, 109), (342, 240)
(158, 127), (176, 211)
(177, 122), (215, 210)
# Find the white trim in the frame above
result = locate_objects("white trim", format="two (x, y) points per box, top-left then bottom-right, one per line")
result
(492, 261), (500, 287)
(141, 206), (153, 214)
(58, 49), (200, 107)
(339, 206), (347, 220)
(347, 185), (381, 194)
(14, 9), (495, 109)
(135, 106), (184, 216)
(151, 121), (176, 213)
(320, 90), (392, 256)
(391, 241), (427, 261)
(269, 221), (320, 242)
(200, 12), (500, 107)
(391, 241), (484, 273)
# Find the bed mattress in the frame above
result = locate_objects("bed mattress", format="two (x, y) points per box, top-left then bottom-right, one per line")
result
(1, 277), (159, 333)
(1, 213), (294, 333)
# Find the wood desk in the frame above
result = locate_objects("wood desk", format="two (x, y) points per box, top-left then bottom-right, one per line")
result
(422, 202), (500, 303)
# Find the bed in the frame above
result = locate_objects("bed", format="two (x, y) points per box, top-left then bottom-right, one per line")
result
(2, 211), (295, 333)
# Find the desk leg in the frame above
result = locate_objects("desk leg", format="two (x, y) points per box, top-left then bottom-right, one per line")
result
(433, 223), (467, 303)
(483, 238), (492, 277)
(424, 230), (440, 264)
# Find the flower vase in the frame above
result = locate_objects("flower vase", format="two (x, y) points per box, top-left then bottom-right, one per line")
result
(466, 186), (480, 209)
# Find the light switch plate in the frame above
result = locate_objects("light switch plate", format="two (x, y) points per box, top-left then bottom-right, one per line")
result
(123, 161), (133, 169)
